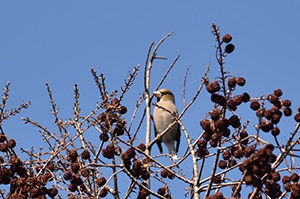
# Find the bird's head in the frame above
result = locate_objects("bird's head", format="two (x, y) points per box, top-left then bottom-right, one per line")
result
(153, 89), (175, 104)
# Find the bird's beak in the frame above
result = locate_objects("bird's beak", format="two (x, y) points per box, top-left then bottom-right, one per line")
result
(153, 91), (162, 98)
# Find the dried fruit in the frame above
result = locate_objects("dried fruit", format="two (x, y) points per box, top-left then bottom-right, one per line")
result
(110, 97), (119, 107)
(282, 99), (292, 107)
(47, 187), (58, 198)
(282, 176), (291, 184)
(99, 133), (109, 142)
(126, 147), (136, 159)
(99, 187), (108, 197)
(71, 162), (80, 173)
(218, 160), (227, 169)
(102, 144), (115, 159)
(71, 174), (83, 185)
(271, 114), (281, 124)
(97, 177), (107, 186)
(227, 100), (237, 111)
(0, 143), (8, 152)
(241, 92), (250, 102)
(81, 167), (90, 177)
(271, 171), (281, 182)
(137, 143), (146, 152)
(250, 100), (260, 111)
(222, 150), (231, 160)
(7, 139), (16, 148)
(211, 94), (226, 105)
(236, 77), (246, 86)
(118, 106), (127, 114)
(284, 182), (292, 192)
(269, 94), (279, 104)
(222, 34), (232, 43)
(63, 171), (73, 180)
(0, 134), (6, 142)
(161, 169), (168, 178)
(228, 77), (236, 88)
(274, 89), (283, 97)
(211, 108), (221, 121)
(141, 170), (150, 180)
(244, 146), (255, 157)
(81, 149), (91, 160)
(229, 115), (240, 128)
(46, 162), (55, 172)
(68, 183), (77, 192)
(290, 173), (299, 182)
(200, 119), (210, 130)
(206, 81), (221, 94)
(224, 43), (235, 53)
(68, 150), (78, 162)
(294, 113), (300, 122)
(212, 175), (222, 183)
(222, 128), (231, 137)
(284, 108), (292, 116)
(233, 96), (242, 106)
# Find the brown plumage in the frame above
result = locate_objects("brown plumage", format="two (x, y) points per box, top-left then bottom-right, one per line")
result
(153, 89), (181, 159)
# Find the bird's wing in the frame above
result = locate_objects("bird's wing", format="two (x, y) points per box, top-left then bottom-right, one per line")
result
(151, 114), (163, 154)
(154, 124), (163, 154)
(175, 123), (181, 153)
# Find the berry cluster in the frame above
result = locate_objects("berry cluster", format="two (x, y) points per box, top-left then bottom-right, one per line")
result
(160, 168), (175, 180)
(157, 185), (172, 199)
(0, 135), (58, 198)
(249, 88), (293, 135)
(137, 183), (150, 199)
(282, 173), (300, 198)
(97, 97), (127, 141)
(198, 24), (300, 198)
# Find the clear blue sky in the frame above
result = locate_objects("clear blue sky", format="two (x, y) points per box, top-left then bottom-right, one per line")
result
(1, 1), (300, 198)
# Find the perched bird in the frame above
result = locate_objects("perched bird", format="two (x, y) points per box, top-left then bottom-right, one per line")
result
(153, 89), (181, 159)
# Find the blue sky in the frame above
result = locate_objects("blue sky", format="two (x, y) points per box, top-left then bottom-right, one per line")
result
(1, 1), (300, 198)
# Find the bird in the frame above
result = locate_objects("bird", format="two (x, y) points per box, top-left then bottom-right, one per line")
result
(153, 88), (181, 159)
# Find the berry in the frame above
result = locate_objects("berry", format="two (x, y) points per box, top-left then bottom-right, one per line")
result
(250, 100), (260, 111)
(218, 160), (227, 169)
(71, 162), (80, 173)
(224, 44), (235, 53)
(282, 99), (292, 107)
(81, 149), (91, 160)
(137, 143), (146, 152)
(294, 113), (300, 122)
(68, 150), (78, 162)
(211, 94), (226, 105)
(241, 92), (250, 102)
(222, 34), (232, 43)
(63, 171), (73, 180)
(229, 115), (240, 128)
(206, 81), (221, 94)
(97, 177), (107, 186)
(228, 77), (236, 88)
(271, 127), (280, 136)
(274, 89), (283, 97)
(7, 139), (16, 148)
(284, 108), (292, 116)
(236, 77), (246, 86)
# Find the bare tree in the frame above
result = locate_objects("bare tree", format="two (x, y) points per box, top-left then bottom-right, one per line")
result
(0, 23), (300, 199)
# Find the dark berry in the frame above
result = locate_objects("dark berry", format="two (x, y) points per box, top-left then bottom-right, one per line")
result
(206, 81), (221, 94)
(222, 34), (232, 43)
(236, 77), (246, 86)
(224, 44), (235, 53)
